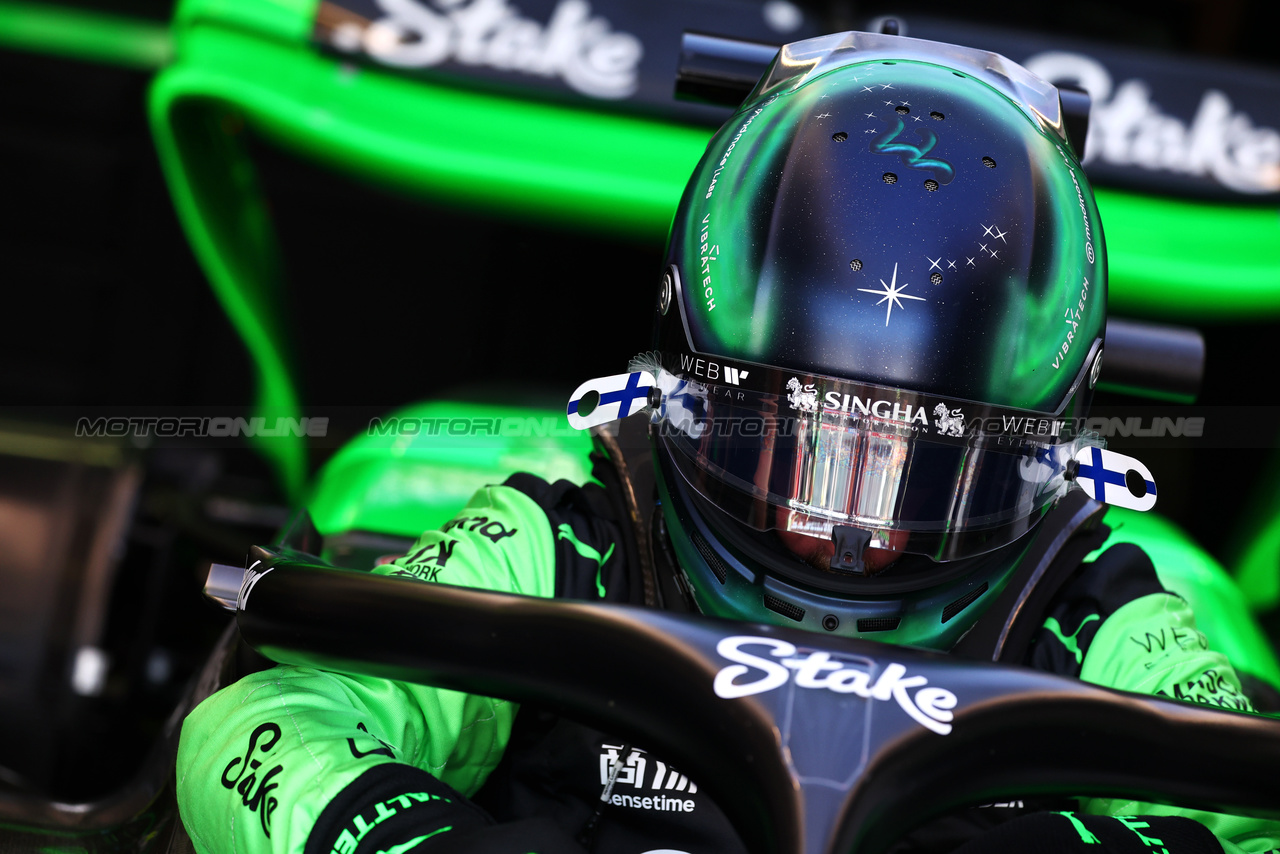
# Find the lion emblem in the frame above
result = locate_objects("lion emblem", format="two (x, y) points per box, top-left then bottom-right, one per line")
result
(933, 402), (965, 437)
(786, 378), (819, 412)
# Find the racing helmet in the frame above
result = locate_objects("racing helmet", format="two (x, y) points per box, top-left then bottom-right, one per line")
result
(648, 31), (1107, 650)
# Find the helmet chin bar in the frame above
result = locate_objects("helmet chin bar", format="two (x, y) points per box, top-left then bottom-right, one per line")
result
(652, 437), (1051, 651)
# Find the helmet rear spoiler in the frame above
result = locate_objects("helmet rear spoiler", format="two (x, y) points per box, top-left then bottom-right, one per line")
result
(675, 30), (1093, 157)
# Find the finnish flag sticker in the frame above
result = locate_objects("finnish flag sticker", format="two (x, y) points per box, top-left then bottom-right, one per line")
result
(566, 371), (656, 430)
(1072, 446), (1158, 512)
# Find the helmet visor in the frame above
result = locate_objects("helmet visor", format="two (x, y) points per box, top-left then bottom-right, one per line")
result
(653, 356), (1094, 562)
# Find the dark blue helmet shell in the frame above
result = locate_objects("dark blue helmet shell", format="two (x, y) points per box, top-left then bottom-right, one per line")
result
(659, 34), (1105, 413)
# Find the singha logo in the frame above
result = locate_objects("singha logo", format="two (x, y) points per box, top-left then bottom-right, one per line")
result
(933, 403), (965, 437)
(786, 378), (819, 412)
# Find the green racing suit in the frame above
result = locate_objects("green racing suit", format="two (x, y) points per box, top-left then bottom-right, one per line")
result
(177, 445), (1280, 854)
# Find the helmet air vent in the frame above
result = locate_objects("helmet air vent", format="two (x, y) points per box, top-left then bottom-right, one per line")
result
(982, 156), (997, 168)
(856, 616), (902, 633)
(763, 593), (805, 622)
(924, 180), (939, 192)
(832, 131), (848, 142)
(690, 527), (730, 584)
(882, 172), (898, 184)
(894, 105), (909, 115)
(941, 581), (990, 623)
(930, 111), (945, 121)
(849, 259), (862, 271)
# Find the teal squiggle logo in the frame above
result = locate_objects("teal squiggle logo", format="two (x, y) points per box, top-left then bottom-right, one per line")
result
(872, 116), (955, 184)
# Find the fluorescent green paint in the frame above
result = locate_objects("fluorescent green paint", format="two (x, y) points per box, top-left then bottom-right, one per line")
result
(12, 0), (1280, 663)
(143, 0), (1280, 500)
(148, 2), (708, 495)
(1234, 514), (1280, 613)
(0, 1), (171, 68)
(307, 400), (593, 538)
(152, 25), (708, 234)
(1099, 188), (1280, 319)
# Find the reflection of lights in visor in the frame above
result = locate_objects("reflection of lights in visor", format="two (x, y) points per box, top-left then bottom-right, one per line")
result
(791, 419), (912, 533)
(653, 345), (1100, 561)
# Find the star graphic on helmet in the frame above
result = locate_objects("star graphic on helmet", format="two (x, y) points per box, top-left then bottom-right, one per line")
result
(858, 263), (926, 327)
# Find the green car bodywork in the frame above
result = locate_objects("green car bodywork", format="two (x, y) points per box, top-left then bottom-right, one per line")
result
(144, 0), (1280, 680)
(4, 0), (1278, 681)
(308, 399), (594, 538)
(135, 0), (1280, 498)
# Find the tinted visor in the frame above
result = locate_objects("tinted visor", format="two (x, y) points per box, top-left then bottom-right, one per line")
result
(654, 361), (1091, 561)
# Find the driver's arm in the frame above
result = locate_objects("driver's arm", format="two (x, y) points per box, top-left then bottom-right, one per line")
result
(177, 478), (625, 854)
(1075, 590), (1280, 850)
(1031, 543), (1280, 851)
